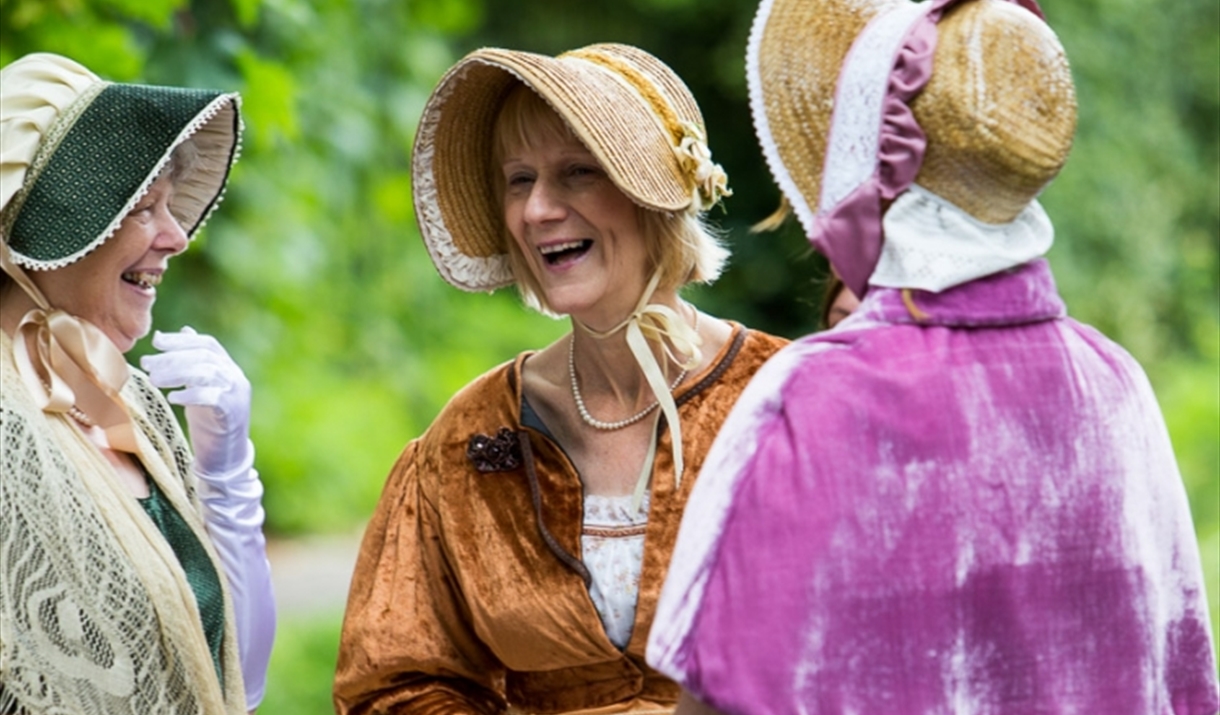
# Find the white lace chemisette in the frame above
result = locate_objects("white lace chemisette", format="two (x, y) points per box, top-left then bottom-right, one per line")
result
(582, 492), (651, 649)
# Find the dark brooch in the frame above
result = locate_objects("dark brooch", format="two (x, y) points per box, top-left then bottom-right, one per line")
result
(467, 428), (522, 473)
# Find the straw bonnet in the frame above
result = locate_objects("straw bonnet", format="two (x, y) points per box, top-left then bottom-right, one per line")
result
(412, 42), (731, 292)
(0, 52), (242, 270)
(747, 0), (1076, 294)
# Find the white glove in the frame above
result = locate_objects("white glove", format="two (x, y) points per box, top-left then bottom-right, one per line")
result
(142, 327), (276, 710)
(143, 326), (252, 476)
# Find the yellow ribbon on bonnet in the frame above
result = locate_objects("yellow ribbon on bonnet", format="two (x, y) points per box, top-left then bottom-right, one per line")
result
(561, 49), (732, 212)
(1, 240), (138, 454)
(575, 271), (702, 511)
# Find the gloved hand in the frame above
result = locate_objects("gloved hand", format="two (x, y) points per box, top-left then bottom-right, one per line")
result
(142, 326), (251, 476)
(141, 327), (275, 710)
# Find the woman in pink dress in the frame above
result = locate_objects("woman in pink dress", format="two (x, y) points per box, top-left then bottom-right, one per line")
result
(647, 0), (1220, 713)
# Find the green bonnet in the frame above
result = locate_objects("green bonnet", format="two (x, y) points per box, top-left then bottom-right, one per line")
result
(0, 52), (242, 270)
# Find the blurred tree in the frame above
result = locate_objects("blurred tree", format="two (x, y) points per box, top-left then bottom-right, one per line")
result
(3, 0), (564, 534)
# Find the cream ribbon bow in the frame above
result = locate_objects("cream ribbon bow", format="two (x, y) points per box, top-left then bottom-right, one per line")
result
(575, 271), (702, 510)
(1, 241), (138, 453)
(675, 122), (732, 211)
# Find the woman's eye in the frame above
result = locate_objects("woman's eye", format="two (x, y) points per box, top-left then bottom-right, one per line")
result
(568, 165), (598, 178)
(506, 173), (534, 187)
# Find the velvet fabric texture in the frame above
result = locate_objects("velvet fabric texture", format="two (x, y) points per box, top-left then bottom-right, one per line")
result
(334, 325), (787, 714)
(648, 261), (1219, 714)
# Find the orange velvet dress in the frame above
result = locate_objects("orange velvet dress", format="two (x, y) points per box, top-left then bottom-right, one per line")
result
(334, 325), (787, 714)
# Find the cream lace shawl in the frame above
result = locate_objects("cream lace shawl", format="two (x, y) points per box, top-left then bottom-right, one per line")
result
(0, 331), (246, 714)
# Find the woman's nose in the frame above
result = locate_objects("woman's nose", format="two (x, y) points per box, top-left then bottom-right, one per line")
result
(154, 207), (190, 255)
(523, 180), (567, 224)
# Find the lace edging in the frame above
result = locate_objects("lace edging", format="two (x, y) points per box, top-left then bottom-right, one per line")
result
(412, 62), (513, 293)
(819, 2), (929, 214)
(746, 0), (820, 240)
(8, 92), (243, 272)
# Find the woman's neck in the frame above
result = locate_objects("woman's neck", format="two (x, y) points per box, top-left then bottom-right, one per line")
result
(568, 293), (693, 398)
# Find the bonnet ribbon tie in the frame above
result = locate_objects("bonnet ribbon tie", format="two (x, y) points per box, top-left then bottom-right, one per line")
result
(812, 0), (1045, 298)
(1, 241), (139, 453)
(576, 271), (703, 509)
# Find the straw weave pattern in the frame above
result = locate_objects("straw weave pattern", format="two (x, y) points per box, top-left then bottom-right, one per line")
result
(751, 0), (883, 235)
(565, 49), (685, 147)
(413, 61), (515, 291)
(820, 2), (929, 213)
(497, 49), (687, 210)
(913, 0), (1075, 222)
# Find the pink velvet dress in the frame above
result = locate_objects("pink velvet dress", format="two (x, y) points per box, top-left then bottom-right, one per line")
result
(648, 260), (1219, 714)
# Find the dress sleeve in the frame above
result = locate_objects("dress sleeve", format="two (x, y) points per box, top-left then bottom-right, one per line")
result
(647, 339), (809, 710)
(333, 440), (506, 715)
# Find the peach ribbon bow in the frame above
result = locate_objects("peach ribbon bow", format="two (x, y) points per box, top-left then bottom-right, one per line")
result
(1, 241), (138, 453)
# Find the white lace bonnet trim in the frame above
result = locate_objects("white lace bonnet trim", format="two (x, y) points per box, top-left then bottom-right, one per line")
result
(748, 0), (930, 242)
(0, 53), (242, 271)
(751, 0), (1053, 293)
(818, 1), (930, 214)
(412, 60), (514, 293)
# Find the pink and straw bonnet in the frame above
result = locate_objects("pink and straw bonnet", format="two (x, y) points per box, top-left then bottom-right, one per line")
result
(747, 0), (1076, 296)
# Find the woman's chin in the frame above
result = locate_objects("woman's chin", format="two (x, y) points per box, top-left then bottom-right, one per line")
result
(106, 320), (152, 354)
(542, 288), (599, 319)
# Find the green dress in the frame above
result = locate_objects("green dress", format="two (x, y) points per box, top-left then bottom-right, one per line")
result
(138, 478), (226, 684)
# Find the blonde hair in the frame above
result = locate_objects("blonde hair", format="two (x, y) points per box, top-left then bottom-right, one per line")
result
(491, 83), (729, 316)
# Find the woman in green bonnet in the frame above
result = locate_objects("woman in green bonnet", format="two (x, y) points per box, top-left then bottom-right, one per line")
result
(0, 53), (274, 714)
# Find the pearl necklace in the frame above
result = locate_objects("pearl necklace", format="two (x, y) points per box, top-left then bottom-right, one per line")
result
(65, 404), (97, 428)
(41, 380), (97, 427)
(568, 309), (698, 431)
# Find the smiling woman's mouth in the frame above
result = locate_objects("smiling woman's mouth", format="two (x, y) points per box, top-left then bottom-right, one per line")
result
(121, 271), (162, 290)
(539, 239), (592, 266)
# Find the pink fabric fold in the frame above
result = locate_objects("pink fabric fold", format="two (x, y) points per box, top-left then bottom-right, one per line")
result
(813, 0), (1046, 298)
(812, 17), (936, 297)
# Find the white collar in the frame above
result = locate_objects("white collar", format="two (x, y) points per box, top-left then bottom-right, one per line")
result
(869, 184), (1054, 293)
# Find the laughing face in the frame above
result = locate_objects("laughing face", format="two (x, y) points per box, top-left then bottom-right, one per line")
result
(500, 134), (651, 328)
(29, 174), (189, 352)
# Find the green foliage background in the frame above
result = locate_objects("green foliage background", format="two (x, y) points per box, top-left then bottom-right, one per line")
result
(3, 0), (1216, 711)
